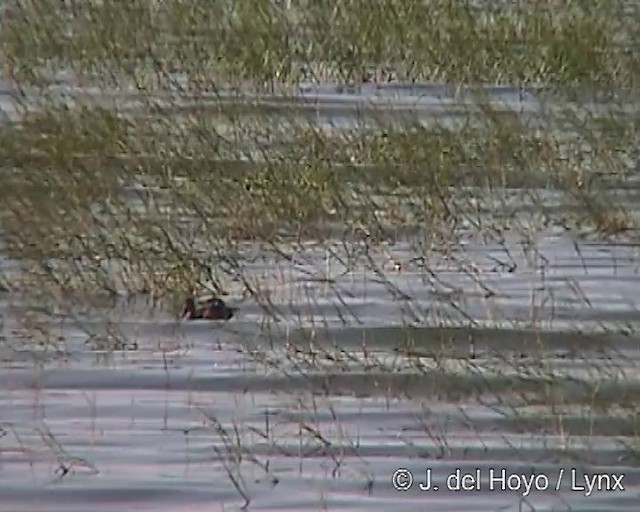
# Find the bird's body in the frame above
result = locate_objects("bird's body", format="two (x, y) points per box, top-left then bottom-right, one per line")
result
(182, 296), (236, 321)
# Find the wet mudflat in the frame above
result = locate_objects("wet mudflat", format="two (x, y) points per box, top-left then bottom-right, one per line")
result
(2, 84), (640, 511)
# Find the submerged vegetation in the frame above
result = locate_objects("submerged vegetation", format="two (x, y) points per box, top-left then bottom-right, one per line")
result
(2, 0), (640, 506)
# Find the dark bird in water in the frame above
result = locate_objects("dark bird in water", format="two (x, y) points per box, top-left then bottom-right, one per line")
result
(181, 296), (237, 321)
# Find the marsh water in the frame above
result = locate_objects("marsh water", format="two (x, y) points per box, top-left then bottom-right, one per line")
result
(2, 82), (640, 511)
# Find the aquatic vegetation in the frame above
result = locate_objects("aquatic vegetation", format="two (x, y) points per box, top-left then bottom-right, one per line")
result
(1, 1), (640, 509)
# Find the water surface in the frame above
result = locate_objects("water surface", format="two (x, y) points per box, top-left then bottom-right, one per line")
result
(1, 82), (639, 511)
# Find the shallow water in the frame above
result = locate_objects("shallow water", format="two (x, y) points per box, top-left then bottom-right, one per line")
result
(2, 81), (640, 511)
(0, 77), (548, 128)
(2, 229), (640, 512)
